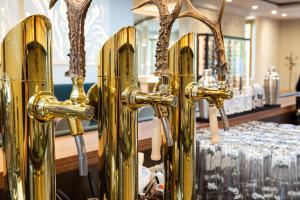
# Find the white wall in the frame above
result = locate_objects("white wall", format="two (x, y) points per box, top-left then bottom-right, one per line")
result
(178, 7), (246, 38)
(0, 0), (134, 85)
(109, 0), (134, 35)
(253, 17), (300, 91)
(278, 19), (300, 91)
(253, 17), (281, 85)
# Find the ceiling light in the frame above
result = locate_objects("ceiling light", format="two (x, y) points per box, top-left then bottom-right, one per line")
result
(271, 10), (278, 15)
(282, 13), (287, 17)
(226, 0), (232, 2)
(252, 5), (258, 10)
(246, 16), (255, 20)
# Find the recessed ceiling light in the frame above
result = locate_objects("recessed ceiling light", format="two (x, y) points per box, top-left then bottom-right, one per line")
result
(226, 0), (232, 2)
(252, 5), (258, 10)
(271, 10), (278, 15)
(282, 13), (287, 17)
(246, 16), (255, 20)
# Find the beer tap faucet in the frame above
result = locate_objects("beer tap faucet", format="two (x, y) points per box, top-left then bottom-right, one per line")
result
(132, 0), (182, 148)
(180, 0), (233, 141)
(49, 0), (93, 176)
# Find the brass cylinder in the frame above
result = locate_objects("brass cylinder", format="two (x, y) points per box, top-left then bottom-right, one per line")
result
(0, 15), (55, 199)
(166, 33), (196, 200)
(97, 27), (138, 200)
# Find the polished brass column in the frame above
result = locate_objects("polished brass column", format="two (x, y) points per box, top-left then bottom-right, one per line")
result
(0, 15), (94, 200)
(97, 26), (138, 200)
(167, 33), (196, 200)
(0, 15), (55, 200)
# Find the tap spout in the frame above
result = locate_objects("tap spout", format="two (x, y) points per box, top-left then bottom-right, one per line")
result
(74, 135), (88, 176)
(219, 106), (229, 131)
(161, 116), (173, 147)
(67, 117), (89, 176)
(123, 87), (178, 147)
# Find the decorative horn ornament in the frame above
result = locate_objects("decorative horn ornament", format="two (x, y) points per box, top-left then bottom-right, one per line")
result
(132, 0), (182, 77)
(179, 0), (227, 81)
(49, 0), (92, 78)
(49, 0), (93, 177)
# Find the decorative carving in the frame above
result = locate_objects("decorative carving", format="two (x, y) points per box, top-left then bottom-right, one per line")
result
(132, 0), (182, 77)
(50, 0), (92, 78)
(285, 52), (298, 92)
(180, 0), (227, 76)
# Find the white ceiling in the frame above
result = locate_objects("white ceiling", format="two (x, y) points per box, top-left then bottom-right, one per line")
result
(268, 0), (300, 3)
(191, 0), (300, 20)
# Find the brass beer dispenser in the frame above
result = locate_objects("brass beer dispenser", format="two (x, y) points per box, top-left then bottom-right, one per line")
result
(89, 26), (139, 200)
(87, 25), (178, 200)
(49, 0), (93, 177)
(180, 0), (233, 136)
(0, 15), (94, 200)
(168, 33), (197, 200)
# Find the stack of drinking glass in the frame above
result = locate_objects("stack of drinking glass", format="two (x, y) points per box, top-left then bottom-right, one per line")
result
(196, 121), (300, 200)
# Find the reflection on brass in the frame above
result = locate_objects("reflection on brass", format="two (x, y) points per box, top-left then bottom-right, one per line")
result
(0, 15), (55, 200)
(87, 26), (178, 200)
(0, 15), (95, 200)
(50, 0), (92, 78)
(132, 0), (182, 76)
(180, 0), (227, 80)
(93, 26), (138, 200)
(167, 33), (232, 200)
(87, 83), (99, 120)
(167, 33), (196, 200)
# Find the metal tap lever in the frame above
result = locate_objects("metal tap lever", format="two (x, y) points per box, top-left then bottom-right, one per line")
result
(28, 91), (94, 122)
(123, 88), (178, 147)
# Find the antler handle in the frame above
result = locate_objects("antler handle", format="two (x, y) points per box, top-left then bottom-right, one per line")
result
(50, 0), (92, 78)
(132, 0), (182, 77)
(179, 0), (227, 76)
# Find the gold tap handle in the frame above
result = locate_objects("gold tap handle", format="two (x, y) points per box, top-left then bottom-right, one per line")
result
(28, 91), (94, 122)
(134, 91), (178, 107)
(123, 88), (177, 147)
(45, 100), (94, 119)
(123, 87), (178, 108)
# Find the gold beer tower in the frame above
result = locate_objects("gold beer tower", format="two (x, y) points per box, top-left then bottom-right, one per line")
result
(0, 15), (94, 199)
(0, 0), (233, 199)
(163, 0), (232, 199)
(87, 26), (178, 200)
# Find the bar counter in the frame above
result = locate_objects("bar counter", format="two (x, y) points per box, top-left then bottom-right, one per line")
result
(0, 95), (297, 188)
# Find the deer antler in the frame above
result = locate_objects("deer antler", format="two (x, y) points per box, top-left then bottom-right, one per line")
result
(50, 0), (92, 78)
(132, 0), (182, 77)
(180, 0), (227, 76)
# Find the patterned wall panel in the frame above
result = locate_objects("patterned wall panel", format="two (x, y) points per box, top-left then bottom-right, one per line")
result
(0, 0), (22, 42)
(25, 0), (109, 65)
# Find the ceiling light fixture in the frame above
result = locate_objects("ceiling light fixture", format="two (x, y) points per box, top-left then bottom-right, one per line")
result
(226, 0), (232, 2)
(252, 5), (258, 10)
(271, 10), (278, 15)
(282, 13), (287, 17)
(246, 16), (255, 20)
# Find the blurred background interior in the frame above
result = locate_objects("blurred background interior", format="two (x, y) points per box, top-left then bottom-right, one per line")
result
(1, 1), (300, 199)
(1, 0), (300, 134)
